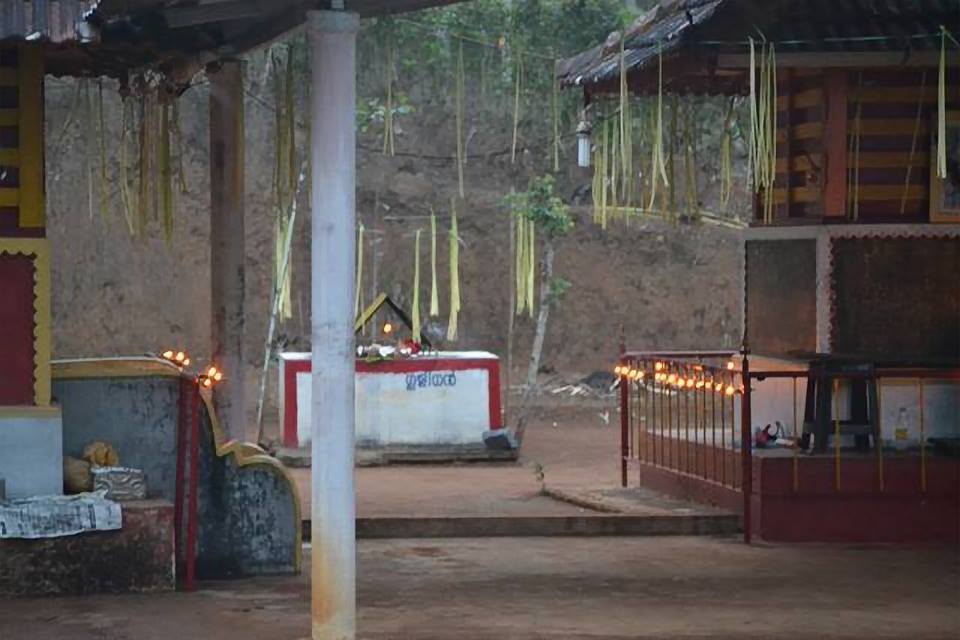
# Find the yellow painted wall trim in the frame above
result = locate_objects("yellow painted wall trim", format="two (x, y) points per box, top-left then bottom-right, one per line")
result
(0, 405), (61, 419)
(0, 238), (50, 406)
(52, 357), (182, 380)
(0, 148), (20, 166)
(17, 44), (44, 229)
(0, 187), (18, 207)
(198, 388), (303, 574)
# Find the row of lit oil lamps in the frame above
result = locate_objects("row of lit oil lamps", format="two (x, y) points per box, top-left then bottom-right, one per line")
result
(614, 361), (742, 396)
(159, 349), (224, 389)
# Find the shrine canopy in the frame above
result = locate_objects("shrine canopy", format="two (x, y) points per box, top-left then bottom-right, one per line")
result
(0, 0), (464, 80)
(557, 0), (954, 97)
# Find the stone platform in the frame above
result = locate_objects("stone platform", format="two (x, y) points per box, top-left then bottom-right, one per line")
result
(0, 500), (174, 597)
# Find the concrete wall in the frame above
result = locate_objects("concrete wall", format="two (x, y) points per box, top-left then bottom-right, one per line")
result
(282, 352), (500, 448)
(54, 378), (179, 501)
(52, 366), (299, 577)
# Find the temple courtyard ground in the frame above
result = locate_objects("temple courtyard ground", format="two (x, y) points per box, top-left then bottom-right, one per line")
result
(1, 537), (957, 639)
(2, 393), (957, 638)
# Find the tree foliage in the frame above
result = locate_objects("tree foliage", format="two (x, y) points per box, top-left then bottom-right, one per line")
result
(504, 174), (573, 239)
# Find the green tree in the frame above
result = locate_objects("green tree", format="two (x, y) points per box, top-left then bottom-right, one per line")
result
(503, 174), (573, 443)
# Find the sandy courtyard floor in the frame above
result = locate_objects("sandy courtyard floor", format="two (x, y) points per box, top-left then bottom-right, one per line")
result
(1, 536), (957, 640)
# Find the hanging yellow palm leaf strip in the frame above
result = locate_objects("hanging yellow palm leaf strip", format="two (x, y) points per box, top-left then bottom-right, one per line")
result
(447, 200), (461, 341)
(456, 39), (466, 197)
(160, 100), (174, 247)
(552, 60), (561, 172)
(619, 36), (633, 207)
(430, 208), (440, 316)
(384, 32), (395, 156)
(511, 54), (523, 164)
(937, 27), (947, 179)
(119, 98), (135, 235)
(412, 228), (422, 342)
(97, 80), (109, 221)
(515, 210), (526, 315)
(902, 71), (928, 215)
(526, 217), (535, 318)
(648, 43), (669, 213)
(354, 224), (365, 320)
(137, 95), (150, 236)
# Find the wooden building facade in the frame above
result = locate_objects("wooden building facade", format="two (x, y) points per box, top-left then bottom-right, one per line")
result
(559, 0), (960, 366)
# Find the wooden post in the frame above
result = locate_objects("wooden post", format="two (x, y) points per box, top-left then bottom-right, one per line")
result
(740, 353), (752, 544)
(208, 59), (247, 441)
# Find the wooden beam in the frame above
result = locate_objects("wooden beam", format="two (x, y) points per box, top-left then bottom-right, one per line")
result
(165, 0), (265, 28)
(823, 70), (848, 218)
(776, 152), (928, 173)
(209, 59), (247, 441)
(718, 51), (951, 69)
(777, 87), (822, 111)
(773, 184), (925, 205)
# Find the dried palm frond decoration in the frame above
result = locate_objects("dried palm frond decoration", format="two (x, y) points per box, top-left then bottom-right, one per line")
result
(119, 96), (136, 235)
(159, 99), (174, 246)
(97, 80), (109, 222)
(455, 39), (466, 197)
(648, 44), (669, 212)
(748, 38), (777, 224)
(81, 79), (96, 221)
(383, 31), (396, 156)
(619, 37), (633, 207)
(354, 224), (365, 320)
(412, 228), (422, 342)
(447, 199), (461, 341)
(430, 208), (440, 317)
(902, 72), (927, 215)
(936, 26), (953, 180)
(511, 54), (524, 164)
(683, 102), (699, 219)
(273, 46), (297, 318)
(552, 61), (561, 172)
(719, 97), (736, 212)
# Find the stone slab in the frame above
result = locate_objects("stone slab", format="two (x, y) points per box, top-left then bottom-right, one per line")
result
(0, 500), (174, 596)
(0, 409), (63, 498)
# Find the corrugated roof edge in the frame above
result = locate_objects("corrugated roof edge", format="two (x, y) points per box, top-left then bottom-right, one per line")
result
(558, 0), (724, 88)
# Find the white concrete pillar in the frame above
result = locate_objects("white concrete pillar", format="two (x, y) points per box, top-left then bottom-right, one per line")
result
(307, 10), (359, 640)
(209, 59), (247, 441)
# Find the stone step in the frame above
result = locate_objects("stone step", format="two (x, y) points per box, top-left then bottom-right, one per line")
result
(302, 513), (740, 540)
(277, 446), (518, 468)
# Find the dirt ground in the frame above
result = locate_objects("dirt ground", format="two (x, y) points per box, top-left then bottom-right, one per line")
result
(1, 537), (956, 640)
(292, 398), (626, 519)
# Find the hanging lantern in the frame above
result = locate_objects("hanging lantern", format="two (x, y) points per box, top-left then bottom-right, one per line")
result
(576, 117), (592, 168)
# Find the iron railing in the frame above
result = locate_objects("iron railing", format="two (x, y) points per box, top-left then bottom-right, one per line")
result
(617, 349), (960, 544)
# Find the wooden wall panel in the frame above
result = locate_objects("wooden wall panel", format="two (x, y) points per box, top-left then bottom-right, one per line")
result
(745, 239), (817, 357)
(831, 237), (960, 364)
